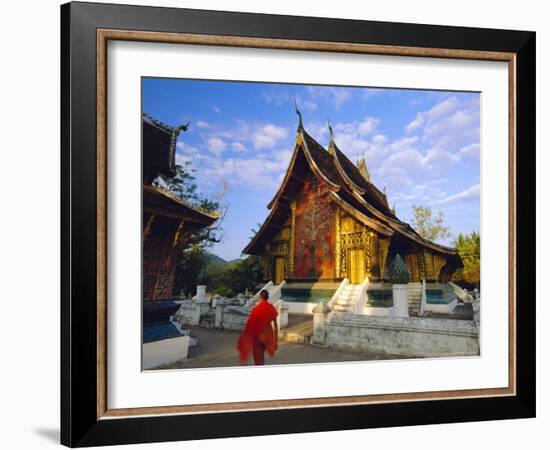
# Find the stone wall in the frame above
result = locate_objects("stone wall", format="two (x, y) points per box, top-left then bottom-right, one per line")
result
(172, 297), (288, 331)
(215, 305), (250, 331)
(313, 311), (479, 358)
(172, 300), (212, 327)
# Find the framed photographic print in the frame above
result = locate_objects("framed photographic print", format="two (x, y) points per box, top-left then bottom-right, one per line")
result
(61, 1), (536, 447)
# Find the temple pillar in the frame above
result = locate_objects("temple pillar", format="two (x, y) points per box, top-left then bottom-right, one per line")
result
(423, 250), (435, 282)
(288, 200), (296, 277)
(335, 208), (341, 278)
(379, 237), (390, 280)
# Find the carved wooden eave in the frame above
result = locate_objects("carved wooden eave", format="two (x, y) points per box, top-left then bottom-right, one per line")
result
(300, 130), (341, 192)
(344, 188), (457, 256)
(329, 191), (394, 237)
(142, 114), (190, 182)
(242, 202), (287, 255)
(266, 136), (301, 210)
(389, 222), (458, 255)
(267, 128), (341, 210)
(143, 185), (219, 227)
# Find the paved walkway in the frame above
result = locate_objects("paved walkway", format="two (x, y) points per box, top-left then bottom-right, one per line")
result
(153, 326), (404, 370)
(424, 303), (474, 320)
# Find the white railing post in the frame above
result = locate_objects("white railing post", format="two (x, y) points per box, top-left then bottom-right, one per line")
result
(327, 278), (349, 310)
(269, 280), (286, 304)
(355, 276), (370, 314)
(246, 280), (274, 307)
(419, 278), (427, 316)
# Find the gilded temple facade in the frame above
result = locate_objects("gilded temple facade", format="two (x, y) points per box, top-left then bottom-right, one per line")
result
(244, 116), (462, 286)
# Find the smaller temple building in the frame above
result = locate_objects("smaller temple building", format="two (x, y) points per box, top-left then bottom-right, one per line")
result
(142, 114), (218, 301)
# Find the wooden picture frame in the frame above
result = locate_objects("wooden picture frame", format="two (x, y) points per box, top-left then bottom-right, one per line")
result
(61, 1), (535, 447)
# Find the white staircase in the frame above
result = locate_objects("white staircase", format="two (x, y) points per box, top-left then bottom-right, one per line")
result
(246, 280), (286, 307)
(407, 282), (422, 315)
(331, 284), (362, 312)
(449, 281), (474, 303)
(328, 277), (369, 313)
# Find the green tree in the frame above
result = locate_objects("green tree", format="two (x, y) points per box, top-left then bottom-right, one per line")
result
(154, 161), (199, 202)
(202, 256), (263, 298)
(155, 162), (226, 297)
(203, 259), (231, 292)
(175, 247), (208, 297)
(453, 231), (480, 288)
(227, 256), (263, 294)
(411, 205), (451, 242)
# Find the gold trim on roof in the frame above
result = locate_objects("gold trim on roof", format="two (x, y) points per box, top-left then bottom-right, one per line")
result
(328, 191), (393, 236)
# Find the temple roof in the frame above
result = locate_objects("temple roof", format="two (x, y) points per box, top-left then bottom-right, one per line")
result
(142, 113), (189, 185)
(143, 185), (219, 227)
(302, 131), (342, 188)
(244, 115), (460, 257)
(331, 143), (393, 216)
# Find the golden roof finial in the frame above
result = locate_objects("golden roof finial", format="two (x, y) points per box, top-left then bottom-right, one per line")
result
(357, 156), (371, 182)
(294, 100), (303, 130)
(327, 119), (335, 155)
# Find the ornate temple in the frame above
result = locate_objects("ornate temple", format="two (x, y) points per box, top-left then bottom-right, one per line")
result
(142, 114), (218, 301)
(244, 112), (462, 287)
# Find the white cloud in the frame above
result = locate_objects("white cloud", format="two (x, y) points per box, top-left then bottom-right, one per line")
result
(213, 106), (221, 113)
(263, 88), (318, 112)
(176, 141), (200, 158)
(405, 95), (480, 151)
(391, 136), (419, 151)
(207, 137), (226, 155)
(195, 147), (292, 193)
(435, 184), (480, 205)
(424, 108), (479, 144)
(230, 142), (246, 152)
(253, 124), (288, 149)
(358, 117), (380, 135)
(299, 99), (318, 112)
(262, 90), (290, 106)
(331, 117), (387, 167)
(363, 88), (383, 100)
(423, 147), (461, 167)
(196, 120), (210, 128)
(309, 102), (476, 210)
(304, 121), (330, 143)
(405, 112), (425, 132)
(458, 143), (480, 160)
(428, 96), (460, 118)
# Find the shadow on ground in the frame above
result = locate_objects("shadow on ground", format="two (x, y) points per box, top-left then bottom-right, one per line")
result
(34, 428), (59, 444)
(153, 322), (405, 370)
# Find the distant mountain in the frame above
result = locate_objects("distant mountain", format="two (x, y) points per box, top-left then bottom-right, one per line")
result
(227, 257), (245, 265)
(204, 252), (228, 265)
(204, 252), (246, 266)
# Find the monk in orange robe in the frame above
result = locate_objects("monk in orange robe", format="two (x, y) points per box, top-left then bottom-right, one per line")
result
(237, 289), (278, 365)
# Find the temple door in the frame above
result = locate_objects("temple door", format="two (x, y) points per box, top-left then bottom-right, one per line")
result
(349, 249), (365, 284)
(274, 257), (286, 284)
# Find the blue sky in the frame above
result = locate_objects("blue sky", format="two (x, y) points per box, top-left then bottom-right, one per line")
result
(143, 78), (480, 261)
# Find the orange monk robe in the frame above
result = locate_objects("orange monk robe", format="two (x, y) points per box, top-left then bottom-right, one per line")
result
(237, 300), (278, 364)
